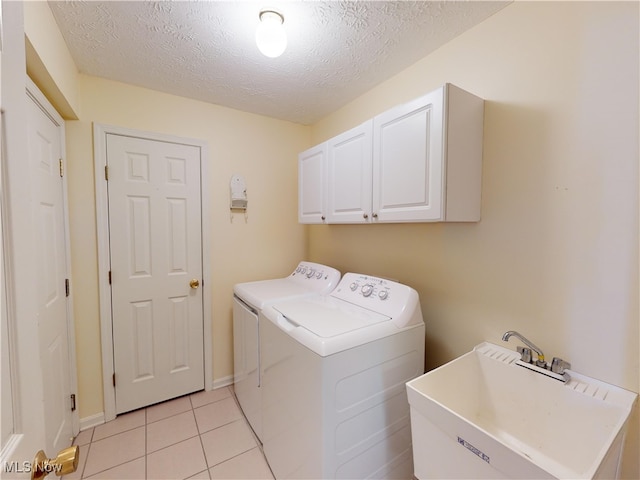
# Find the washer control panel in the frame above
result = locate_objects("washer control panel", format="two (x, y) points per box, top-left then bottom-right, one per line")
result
(331, 272), (417, 318)
(332, 272), (421, 326)
(349, 277), (391, 300)
(343, 274), (393, 302)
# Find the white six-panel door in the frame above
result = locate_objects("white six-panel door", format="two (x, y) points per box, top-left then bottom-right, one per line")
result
(106, 134), (204, 414)
(26, 90), (75, 455)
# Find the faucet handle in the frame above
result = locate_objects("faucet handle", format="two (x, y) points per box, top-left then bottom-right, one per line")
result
(551, 357), (571, 374)
(517, 346), (532, 363)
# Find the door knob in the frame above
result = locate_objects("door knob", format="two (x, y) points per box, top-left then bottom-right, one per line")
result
(189, 279), (200, 289)
(31, 445), (79, 480)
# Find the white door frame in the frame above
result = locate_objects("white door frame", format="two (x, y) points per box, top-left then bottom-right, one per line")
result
(93, 124), (212, 422)
(1, 63), (79, 467)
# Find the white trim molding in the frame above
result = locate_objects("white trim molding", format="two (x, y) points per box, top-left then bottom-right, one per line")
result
(79, 412), (106, 432)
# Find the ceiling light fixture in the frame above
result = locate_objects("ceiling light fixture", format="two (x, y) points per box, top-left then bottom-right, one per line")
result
(255, 9), (287, 58)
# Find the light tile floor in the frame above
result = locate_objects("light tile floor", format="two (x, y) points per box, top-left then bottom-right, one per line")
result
(64, 387), (273, 480)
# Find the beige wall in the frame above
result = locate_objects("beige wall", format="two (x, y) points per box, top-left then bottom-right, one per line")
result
(66, 75), (309, 418)
(309, 2), (639, 477)
(23, 0), (79, 118)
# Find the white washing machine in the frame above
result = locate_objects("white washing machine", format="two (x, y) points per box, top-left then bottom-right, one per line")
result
(233, 261), (341, 442)
(260, 272), (425, 479)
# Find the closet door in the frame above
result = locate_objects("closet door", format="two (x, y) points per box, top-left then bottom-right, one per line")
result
(107, 134), (204, 414)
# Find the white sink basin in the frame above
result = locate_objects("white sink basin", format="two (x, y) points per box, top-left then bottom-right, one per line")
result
(406, 342), (637, 479)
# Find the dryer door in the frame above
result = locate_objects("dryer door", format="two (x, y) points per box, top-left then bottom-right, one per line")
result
(233, 296), (262, 441)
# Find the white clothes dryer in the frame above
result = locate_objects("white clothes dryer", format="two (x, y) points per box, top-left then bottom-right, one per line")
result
(233, 262), (340, 442)
(260, 272), (425, 479)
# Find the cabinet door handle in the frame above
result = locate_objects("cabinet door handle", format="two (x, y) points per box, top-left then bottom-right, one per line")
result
(321, 215), (326, 221)
(372, 213), (378, 219)
(363, 213), (368, 219)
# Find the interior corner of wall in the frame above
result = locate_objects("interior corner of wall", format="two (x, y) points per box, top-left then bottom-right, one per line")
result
(25, 36), (80, 120)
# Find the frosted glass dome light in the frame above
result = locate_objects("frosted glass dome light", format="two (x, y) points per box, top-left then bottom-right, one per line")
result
(256, 10), (287, 58)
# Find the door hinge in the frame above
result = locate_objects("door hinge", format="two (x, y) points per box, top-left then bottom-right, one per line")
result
(112, 373), (116, 387)
(65, 278), (70, 297)
(70, 394), (76, 412)
(108, 271), (112, 284)
(105, 165), (109, 180)
(59, 158), (64, 177)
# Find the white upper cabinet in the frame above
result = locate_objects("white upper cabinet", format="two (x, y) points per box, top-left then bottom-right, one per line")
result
(299, 83), (484, 224)
(298, 143), (328, 224)
(373, 87), (445, 222)
(326, 121), (373, 223)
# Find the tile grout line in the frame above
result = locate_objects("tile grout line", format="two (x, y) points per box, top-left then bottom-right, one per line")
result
(77, 387), (266, 480)
(81, 431), (147, 479)
(192, 394), (213, 479)
(78, 439), (90, 479)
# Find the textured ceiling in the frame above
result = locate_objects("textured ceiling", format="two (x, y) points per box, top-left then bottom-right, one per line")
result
(49, 1), (509, 125)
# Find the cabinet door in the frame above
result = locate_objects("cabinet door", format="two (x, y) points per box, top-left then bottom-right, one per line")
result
(298, 143), (327, 224)
(373, 87), (444, 222)
(327, 121), (373, 223)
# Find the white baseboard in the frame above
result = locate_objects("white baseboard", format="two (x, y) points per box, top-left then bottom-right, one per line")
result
(212, 375), (234, 390)
(79, 378), (233, 429)
(79, 412), (105, 431)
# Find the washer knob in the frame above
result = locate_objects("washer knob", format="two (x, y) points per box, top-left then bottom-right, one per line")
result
(306, 269), (315, 278)
(378, 290), (389, 300)
(361, 284), (374, 297)
(350, 282), (358, 291)
(316, 271), (322, 279)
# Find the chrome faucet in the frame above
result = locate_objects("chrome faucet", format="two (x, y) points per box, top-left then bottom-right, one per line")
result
(502, 330), (571, 382)
(502, 330), (546, 367)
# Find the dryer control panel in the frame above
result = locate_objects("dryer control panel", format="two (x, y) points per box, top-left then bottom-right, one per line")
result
(288, 262), (341, 290)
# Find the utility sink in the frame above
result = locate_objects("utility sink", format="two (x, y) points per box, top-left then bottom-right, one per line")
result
(406, 342), (637, 479)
